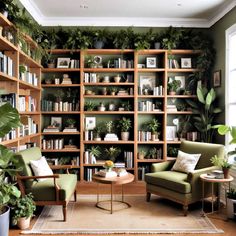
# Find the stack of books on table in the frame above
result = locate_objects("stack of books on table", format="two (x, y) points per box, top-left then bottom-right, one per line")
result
(43, 126), (60, 132)
(63, 127), (78, 132)
(117, 168), (128, 177)
(206, 170), (224, 179)
(97, 170), (117, 178)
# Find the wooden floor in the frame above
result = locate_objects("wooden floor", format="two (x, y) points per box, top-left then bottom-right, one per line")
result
(9, 182), (236, 236)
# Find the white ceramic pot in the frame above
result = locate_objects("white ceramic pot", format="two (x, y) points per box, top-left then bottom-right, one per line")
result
(17, 217), (31, 230)
(121, 132), (130, 141)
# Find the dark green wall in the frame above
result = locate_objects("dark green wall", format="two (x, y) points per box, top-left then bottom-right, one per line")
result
(210, 6), (236, 121)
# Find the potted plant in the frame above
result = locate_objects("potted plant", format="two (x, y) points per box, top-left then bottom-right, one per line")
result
(0, 103), (21, 236)
(138, 150), (146, 160)
(0, 0), (20, 19)
(167, 77), (181, 95)
(12, 193), (36, 230)
(226, 188), (236, 219)
(167, 146), (179, 157)
(109, 87), (118, 96)
(93, 29), (107, 49)
(84, 101), (96, 111)
(55, 89), (64, 102)
(97, 102), (106, 112)
(88, 146), (101, 163)
(93, 124), (104, 141)
(65, 118), (76, 128)
(146, 118), (161, 141)
(104, 146), (121, 162)
(149, 147), (158, 159)
(118, 117), (132, 141)
(103, 160), (114, 172)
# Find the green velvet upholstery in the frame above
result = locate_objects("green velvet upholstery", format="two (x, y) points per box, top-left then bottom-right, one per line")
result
(15, 147), (77, 221)
(145, 140), (224, 215)
(25, 174), (77, 201)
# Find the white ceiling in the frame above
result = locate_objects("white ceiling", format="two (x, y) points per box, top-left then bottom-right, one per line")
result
(19, 0), (236, 28)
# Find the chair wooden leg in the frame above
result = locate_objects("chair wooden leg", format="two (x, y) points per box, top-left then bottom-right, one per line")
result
(63, 205), (67, 221)
(146, 192), (151, 202)
(74, 190), (77, 202)
(183, 204), (188, 216)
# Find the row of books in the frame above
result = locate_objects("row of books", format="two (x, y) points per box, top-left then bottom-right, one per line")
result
(138, 101), (162, 112)
(138, 166), (151, 181)
(70, 59), (80, 68)
(84, 151), (97, 164)
(138, 86), (164, 96)
(138, 131), (153, 141)
(168, 59), (180, 69)
(19, 116), (38, 137)
(42, 138), (64, 150)
(19, 70), (39, 86)
(84, 73), (98, 83)
(186, 132), (199, 142)
(0, 129), (17, 142)
(43, 126), (78, 132)
(46, 156), (80, 166)
(41, 100), (79, 112)
(124, 151), (133, 168)
(85, 168), (99, 181)
(113, 58), (134, 68)
(84, 130), (95, 141)
(166, 104), (178, 112)
(0, 51), (14, 77)
(18, 95), (37, 112)
(0, 93), (16, 108)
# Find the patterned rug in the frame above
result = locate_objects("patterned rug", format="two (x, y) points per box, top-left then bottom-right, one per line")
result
(22, 195), (223, 234)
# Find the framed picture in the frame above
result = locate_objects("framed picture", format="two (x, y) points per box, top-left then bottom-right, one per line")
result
(139, 75), (156, 95)
(85, 117), (96, 130)
(213, 70), (221, 87)
(51, 117), (62, 129)
(166, 126), (177, 141)
(181, 58), (192, 68)
(146, 57), (157, 68)
(174, 76), (185, 89)
(57, 58), (70, 68)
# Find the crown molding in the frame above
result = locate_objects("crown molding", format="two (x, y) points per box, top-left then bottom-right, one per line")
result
(19, 0), (235, 28)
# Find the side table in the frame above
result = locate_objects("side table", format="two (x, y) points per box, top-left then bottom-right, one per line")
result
(92, 173), (134, 214)
(200, 173), (234, 216)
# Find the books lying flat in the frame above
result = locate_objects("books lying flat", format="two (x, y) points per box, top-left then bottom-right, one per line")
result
(63, 128), (78, 132)
(97, 170), (117, 178)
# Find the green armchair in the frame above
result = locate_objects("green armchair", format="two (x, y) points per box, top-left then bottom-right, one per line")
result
(15, 147), (77, 221)
(145, 141), (224, 215)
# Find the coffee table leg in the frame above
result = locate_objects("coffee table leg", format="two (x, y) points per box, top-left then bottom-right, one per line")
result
(111, 183), (113, 214)
(202, 181), (205, 216)
(97, 183), (99, 203)
(122, 184), (124, 202)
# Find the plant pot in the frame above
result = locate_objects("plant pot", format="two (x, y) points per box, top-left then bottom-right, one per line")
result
(0, 26), (3, 36)
(121, 132), (130, 141)
(0, 206), (10, 236)
(154, 42), (161, 49)
(17, 217), (31, 230)
(98, 106), (106, 111)
(94, 40), (104, 49)
(2, 11), (8, 18)
(223, 168), (230, 179)
(47, 63), (55, 68)
(168, 91), (176, 95)
(226, 198), (236, 219)
(114, 76), (121, 83)
(138, 153), (145, 160)
(94, 137), (101, 141)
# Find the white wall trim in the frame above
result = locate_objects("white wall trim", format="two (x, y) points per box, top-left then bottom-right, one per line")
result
(20, 0), (236, 28)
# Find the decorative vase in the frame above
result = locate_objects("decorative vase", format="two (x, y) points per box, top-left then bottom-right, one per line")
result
(223, 168), (230, 179)
(94, 40), (104, 49)
(0, 206), (10, 236)
(138, 153), (145, 160)
(114, 75), (121, 83)
(154, 42), (161, 49)
(169, 91), (176, 95)
(17, 217), (31, 230)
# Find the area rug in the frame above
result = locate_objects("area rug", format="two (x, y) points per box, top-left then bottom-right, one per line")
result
(22, 195), (223, 234)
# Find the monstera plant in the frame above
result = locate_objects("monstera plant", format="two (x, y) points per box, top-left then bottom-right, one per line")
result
(0, 103), (21, 236)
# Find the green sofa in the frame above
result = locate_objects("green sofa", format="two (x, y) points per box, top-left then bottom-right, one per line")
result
(15, 147), (77, 221)
(145, 141), (224, 215)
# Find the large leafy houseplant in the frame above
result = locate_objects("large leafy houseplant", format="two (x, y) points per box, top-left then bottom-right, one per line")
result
(0, 103), (22, 213)
(186, 84), (221, 142)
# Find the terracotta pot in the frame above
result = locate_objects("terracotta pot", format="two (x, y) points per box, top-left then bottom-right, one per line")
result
(17, 217), (31, 230)
(168, 91), (176, 95)
(223, 168), (230, 179)
(138, 153), (145, 160)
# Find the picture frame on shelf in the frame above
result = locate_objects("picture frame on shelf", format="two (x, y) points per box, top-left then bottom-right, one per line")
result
(181, 58), (192, 68)
(213, 70), (221, 87)
(174, 76), (185, 90)
(85, 117), (96, 130)
(139, 75), (156, 95)
(51, 117), (62, 130)
(146, 57), (157, 68)
(57, 58), (71, 68)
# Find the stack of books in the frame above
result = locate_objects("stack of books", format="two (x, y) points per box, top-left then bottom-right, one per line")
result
(104, 133), (119, 141)
(61, 75), (72, 84)
(167, 105), (177, 112)
(117, 90), (129, 96)
(97, 170), (117, 178)
(43, 126), (60, 132)
(63, 127), (78, 132)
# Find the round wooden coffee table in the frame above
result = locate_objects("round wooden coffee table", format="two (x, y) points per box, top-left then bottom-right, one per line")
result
(92, 172), (134, 214)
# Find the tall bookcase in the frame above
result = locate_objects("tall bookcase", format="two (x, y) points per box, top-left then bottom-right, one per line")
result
(0, 13), (41, 151)
(41, 49), (201, 182)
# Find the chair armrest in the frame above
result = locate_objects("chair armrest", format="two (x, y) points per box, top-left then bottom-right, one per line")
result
(17, 174), (59, 180)
(151, 160), (175, 172)
(187, 166), (219, 183)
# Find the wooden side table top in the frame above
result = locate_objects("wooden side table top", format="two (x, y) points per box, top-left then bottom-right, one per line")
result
(92, 172), (134, 185)
(200, 173), (234, 183)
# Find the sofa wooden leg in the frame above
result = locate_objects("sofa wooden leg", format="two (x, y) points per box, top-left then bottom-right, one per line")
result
(183, 205), (188, 216)
(74, 190), (77, 202)
(146, 192), (151, 202)
(63, 205), (67, 221)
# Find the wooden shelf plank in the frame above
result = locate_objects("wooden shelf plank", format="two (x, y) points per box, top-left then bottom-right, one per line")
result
(19, 111), (41, 115)
(137, 159), (164, 163)
(84, 111), (134, 114)
(167, 95), (197, 98)
(42, 149), (80, 153)
(0, 72), (18, 82)
(42, 84), (80, 87)
(42, 132), (80, 135)
(19, 50), (42, 68)
(138, 141), (164, 144)
(41, 111), (80, 114)
(0, 138), (19, 145)
(84, 82), (134, 86)
(138, 95), (165, 98)
(0, 36), (17, 51)
(19, 80), (41, 90)
(0, 13), (13, 26)
(138, 111), (164, 114)
(84, 95), (134, 98)
(83, 68), (134, 72)
(167, 111), (193, 114)
(137, 68), (165, 72)
(83, 141), (135, 144)
(167, 68), (200, 72)
(42, 68), (80, 72)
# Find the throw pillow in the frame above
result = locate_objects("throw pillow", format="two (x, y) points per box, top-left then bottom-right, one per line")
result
(171, 150), (201, 173)
(30, 156), (53, 181)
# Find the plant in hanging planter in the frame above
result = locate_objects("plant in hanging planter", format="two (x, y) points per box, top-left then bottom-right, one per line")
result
(118, 117), (132, 141)
(12, 193), (36, 230)
(104, 146), (121, 162)
(167, 77), (181, 95)
(145, 118), (161, 141)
